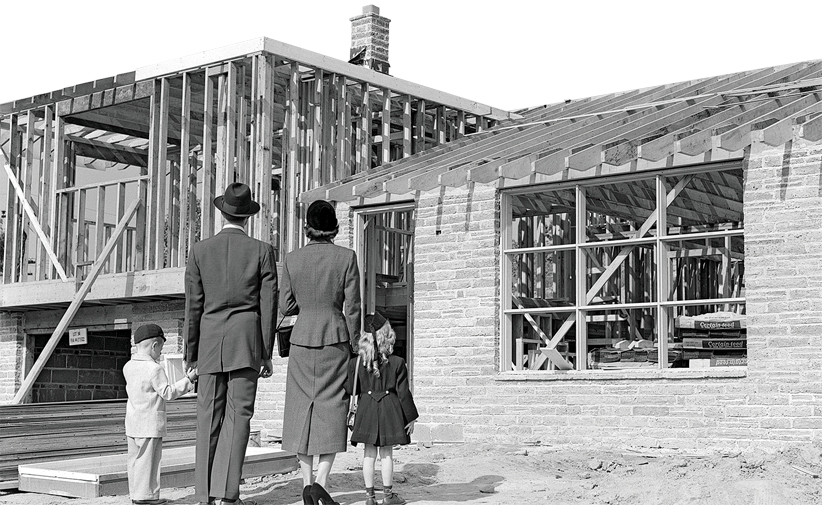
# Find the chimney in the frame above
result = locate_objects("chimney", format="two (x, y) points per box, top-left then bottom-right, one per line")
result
(349, 5), (390, 74)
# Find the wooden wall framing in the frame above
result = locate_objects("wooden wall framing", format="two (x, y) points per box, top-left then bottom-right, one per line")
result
(0, 49), (500, 293)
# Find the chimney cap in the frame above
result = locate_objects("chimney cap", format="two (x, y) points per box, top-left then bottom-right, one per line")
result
(362, 5), (379, 15)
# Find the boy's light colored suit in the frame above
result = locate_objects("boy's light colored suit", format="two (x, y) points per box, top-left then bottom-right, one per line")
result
(123, 353), (193, 501)
(184, 226), (277, 503)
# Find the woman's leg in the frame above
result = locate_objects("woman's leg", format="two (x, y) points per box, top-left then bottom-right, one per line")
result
(297, 453), (314, 487)
(362, 444), (377, 488)
(315, 453), (337, 487)
(378, 445), (394, 487)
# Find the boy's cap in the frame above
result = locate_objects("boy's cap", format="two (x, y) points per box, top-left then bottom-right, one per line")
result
(364, 312), (387, 334)
(133, 324), (166, 344)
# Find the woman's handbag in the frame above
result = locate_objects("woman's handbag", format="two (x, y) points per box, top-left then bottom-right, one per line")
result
(275, 315), (293, 358)
(347, 356), (361, 430)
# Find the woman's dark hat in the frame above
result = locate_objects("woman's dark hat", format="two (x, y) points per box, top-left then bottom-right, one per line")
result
(306, 200), (338, 232)
(364, 312), (388, 334)
(133, 324), (166, 344)
(214, 182), (260, 217)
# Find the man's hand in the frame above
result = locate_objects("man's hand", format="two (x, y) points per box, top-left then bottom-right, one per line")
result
(260, 359), (274, 378)
(405, 420), (415, 435)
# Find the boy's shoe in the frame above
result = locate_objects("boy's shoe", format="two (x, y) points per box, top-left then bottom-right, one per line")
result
(132, 500), (168, 505)
(382, 492), (407, 505)
(365, 498), (378, 505)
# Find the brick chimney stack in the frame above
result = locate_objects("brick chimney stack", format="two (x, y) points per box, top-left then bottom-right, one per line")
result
(350, 5), (390, 74)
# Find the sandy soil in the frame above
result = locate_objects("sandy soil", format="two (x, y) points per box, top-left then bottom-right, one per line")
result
(2, 441), (822, 505)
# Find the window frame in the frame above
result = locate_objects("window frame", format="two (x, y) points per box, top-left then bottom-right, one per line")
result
(499, 161), (745, 373)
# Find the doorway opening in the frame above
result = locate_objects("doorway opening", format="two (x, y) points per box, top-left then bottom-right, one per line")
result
(355, 203), (415, 379)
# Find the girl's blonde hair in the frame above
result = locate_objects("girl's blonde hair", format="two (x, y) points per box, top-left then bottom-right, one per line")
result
(358, 319), (396, 377)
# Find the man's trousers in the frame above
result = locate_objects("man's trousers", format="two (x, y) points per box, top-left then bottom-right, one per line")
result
(194, 367), (258, 502)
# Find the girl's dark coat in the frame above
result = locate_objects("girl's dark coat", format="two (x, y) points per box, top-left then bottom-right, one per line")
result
(345, 355), (419, 447)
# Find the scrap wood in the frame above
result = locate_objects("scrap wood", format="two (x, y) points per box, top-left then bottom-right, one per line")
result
(790, 464), (819, 478)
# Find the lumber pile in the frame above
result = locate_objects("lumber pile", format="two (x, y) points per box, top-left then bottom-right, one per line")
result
(0, 397), (197, 487)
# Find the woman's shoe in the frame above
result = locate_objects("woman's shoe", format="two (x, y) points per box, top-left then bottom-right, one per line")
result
(382, 491), (407, 505)
(309, 482), (341, 505)
(302, 485), (313, 505)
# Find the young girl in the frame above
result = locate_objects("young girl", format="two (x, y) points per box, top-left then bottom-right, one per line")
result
(346, 312), (418, 505)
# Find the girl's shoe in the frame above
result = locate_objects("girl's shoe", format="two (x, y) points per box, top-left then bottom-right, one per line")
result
(309, 482), (341, 505)
(382, 492), (406, 505)
(302, 485), (313, 505)
(365, 498), (378, 505)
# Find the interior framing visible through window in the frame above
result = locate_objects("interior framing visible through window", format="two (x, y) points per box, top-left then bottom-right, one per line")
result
(499, 161), (746, 373)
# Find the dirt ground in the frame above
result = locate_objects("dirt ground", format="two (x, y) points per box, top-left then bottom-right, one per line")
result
(2, 441), (822, 505)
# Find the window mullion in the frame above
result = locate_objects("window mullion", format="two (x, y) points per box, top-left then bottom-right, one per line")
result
(575, 184), (587, 370)
(656, 175), (670, 369)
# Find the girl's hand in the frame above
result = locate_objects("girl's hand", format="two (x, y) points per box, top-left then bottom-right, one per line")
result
(405, 420), (415, 435)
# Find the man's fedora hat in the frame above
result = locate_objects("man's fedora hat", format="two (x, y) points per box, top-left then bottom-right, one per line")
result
(214, 182), (260, 217)
(306, 199), (338, 232)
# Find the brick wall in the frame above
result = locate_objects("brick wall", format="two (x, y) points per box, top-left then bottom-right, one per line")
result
(743, 129), (822, 437)
(404, 130), (822, 451)
(0, 312), (24, 403)
(30, 329), (131, 402)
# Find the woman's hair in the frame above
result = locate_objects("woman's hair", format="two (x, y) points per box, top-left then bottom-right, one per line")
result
(358, 319), (396, 377)
(304, 224), (339, 241)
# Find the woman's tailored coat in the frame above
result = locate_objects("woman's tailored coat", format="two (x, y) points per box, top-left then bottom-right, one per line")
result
(345, 355), (419, 447)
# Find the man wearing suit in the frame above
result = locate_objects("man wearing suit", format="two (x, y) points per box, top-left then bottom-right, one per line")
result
(185, 182), (277, 505)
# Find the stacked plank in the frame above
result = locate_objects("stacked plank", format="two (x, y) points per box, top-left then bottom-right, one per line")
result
(0, 397), (197, 487)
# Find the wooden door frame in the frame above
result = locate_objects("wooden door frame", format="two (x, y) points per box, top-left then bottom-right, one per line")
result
(352, 201), (416, 383)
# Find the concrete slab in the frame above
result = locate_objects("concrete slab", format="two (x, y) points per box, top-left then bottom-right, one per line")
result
(17, 445), (296, 498)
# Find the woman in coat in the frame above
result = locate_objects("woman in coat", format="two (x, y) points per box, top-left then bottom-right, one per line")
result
(280, 199), (361, 505)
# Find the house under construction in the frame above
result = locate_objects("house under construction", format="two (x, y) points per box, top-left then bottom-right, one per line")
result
(3, 4), (822, 457)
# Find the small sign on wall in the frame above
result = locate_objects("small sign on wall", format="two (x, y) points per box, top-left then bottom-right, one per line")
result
(69, 328), (88, 346)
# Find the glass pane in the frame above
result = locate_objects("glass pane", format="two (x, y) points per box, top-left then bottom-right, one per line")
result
(510, 311), (575, 371)
(511, 188), (576, 247)
(585, 244), (656, 305)
(511, 251), (575, 306)
(666, 235), (744, 303)
(585, 308), (658, 370)
(586, 177), (657, 242)
(668, 304), (747, 368)
(665, 169), (743, 237)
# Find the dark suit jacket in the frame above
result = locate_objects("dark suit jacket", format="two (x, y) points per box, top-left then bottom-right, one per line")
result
(184, 227), (277, 374)
(279, 240), (361, 347)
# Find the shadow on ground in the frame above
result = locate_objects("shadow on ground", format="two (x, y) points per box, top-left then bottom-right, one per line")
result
(167, 462), (505, 505)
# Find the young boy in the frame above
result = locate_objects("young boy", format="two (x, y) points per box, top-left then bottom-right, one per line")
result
(124, 324), (198, 505)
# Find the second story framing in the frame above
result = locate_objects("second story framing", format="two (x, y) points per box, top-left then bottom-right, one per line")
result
(0, 37), (516, 307)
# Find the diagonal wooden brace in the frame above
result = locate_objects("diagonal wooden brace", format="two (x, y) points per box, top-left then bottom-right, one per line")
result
(1, 148), (68, 281)
(512, 296), (573, 370)
(12, 198), (142, 404)
(547, 175), (695, 347)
